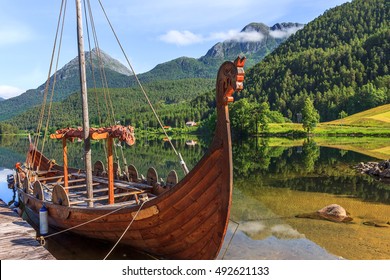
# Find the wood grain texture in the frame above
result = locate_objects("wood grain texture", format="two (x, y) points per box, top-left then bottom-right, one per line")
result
(0, 200), (55, 260)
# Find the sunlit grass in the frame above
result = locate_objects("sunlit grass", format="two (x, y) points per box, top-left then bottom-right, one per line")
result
(325, 104), (390, 127)
(264, 136), (390, 160)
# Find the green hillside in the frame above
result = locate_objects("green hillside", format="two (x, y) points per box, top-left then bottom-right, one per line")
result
(5, 78), (215, 131)
(2, 0), (389, 136)
(0, 50), (133, 122)
(240, 0), (389, 122)
(325, 104), (390, 127)
(264, 104), (390, 138)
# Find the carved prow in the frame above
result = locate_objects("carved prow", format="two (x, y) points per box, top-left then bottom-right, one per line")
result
(216, 56), (246, 106)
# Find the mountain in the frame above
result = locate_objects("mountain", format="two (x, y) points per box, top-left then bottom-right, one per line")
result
(37, 48), (132, 96)
(139, 22), (303, 82)
(240, 0), (389, 122)
(0, 48), (132, 121)
(6, 78), (215, 131)
(0, 22), (302, 122)
(200, 22), (304, 69)
(0, 97), (4, 102)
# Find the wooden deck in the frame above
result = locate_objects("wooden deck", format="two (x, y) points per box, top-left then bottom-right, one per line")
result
(0, 199), (55, 260)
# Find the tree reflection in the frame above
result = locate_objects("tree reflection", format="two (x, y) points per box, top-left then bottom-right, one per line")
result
(232, 137), (390, 204)
(301, 138), (320, 172)
(1, 136), (390, 204)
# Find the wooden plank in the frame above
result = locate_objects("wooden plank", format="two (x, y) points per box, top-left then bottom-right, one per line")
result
(35, 170), (58, 175)
(69, 200), (87, 205)
(91, 131), (109, 140)
(37, 175), (65, 181)
(72, 172), (153, 191)
(95, 200), (138, 207)
(0, 200), (55, 260)
(69, 187), (111, 196)
(50, 133), (65, 139)
(46, 182), (100, 190)
(45, 178), (86, 187)
(91, 191), (143, 202)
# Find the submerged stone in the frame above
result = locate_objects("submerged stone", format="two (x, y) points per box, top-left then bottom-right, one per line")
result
(296, 204), (353, 223)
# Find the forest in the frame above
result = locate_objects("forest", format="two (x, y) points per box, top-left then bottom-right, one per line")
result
(239, 0), (389, 122)
(1, 0), (389, 137)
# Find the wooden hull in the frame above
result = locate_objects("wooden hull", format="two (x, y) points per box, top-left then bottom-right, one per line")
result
(17, 58), (245, 260)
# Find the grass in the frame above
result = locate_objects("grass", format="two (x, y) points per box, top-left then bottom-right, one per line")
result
(267, 122), (390, 136)
(265, 104), (390, 137)
(263, 136), (390, 160)
(324, 104), (390, 127)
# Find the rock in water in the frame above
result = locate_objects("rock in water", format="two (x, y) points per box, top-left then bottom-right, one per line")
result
(317, 204), (353, 222)
(296, 204), (353, 223)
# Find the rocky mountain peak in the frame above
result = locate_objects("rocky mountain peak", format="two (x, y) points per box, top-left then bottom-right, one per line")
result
(241, 22), (270, 34)
(202, 22), (304, 64)
(58, 48), (132, 79)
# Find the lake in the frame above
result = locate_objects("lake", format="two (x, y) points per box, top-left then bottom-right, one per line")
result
(0, 135), (389, 259)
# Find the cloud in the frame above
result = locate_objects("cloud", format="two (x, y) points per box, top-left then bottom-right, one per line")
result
(239, 221), (266, 235)
(0, 85), (25, 99)
(271, 224), (305, 239)
(159, 29), (265, 46)
(159, 30), (204, 46)
(211, 30), (265, 42)
(0, 23), (33, 47)
(269, 25), (304, 39)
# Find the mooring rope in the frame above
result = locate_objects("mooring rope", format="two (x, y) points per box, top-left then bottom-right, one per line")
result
(221, 219), (240, 260)
(36, 202), (137, 245)
(103, 200), (147, 260)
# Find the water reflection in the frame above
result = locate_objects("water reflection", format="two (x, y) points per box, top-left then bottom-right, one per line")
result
(233, 137), (390, 204)
(1, 135), (389, 259)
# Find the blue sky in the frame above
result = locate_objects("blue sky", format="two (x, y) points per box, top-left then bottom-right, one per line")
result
(0, 0), (351, 99)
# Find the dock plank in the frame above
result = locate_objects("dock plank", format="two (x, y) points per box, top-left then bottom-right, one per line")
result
(0, 199), (55, 260)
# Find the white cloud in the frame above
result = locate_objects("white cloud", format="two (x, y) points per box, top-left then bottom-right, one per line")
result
(0, 85), (25, 99)
(271, 224), (305, 239)
(159, 30), (204, 46)
(269, 26), (304, 39)
(159, 29), (266, 46)
(211, 30), (265, 42)
(239, 221), (266, 235)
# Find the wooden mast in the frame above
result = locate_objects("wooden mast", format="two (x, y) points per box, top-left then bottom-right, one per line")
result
(75, 0), (93, 207)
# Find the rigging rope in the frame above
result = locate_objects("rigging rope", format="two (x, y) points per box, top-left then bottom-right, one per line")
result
(38, 0), (68, 171)
(97, 0), (189, 175)
(83, 0), (108, 160)
(84, 0), (125, 176)
(31, 0), (67, 169)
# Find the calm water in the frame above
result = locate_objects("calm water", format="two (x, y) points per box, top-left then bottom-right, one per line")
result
(1, 135), (389, 259)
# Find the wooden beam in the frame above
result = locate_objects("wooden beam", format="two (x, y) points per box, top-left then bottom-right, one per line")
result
(91, 132), (109, 140)
(50, 134), (65, 139)
(107, 137), (114, 204)
(90, 191), (143, 202)
(62, 138), (69, 192)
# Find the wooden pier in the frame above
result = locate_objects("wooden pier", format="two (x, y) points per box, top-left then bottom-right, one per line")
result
(0, 199), (55, 260)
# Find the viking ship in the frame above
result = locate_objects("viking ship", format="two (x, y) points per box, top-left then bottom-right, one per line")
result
(15, 0), (246, 260)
